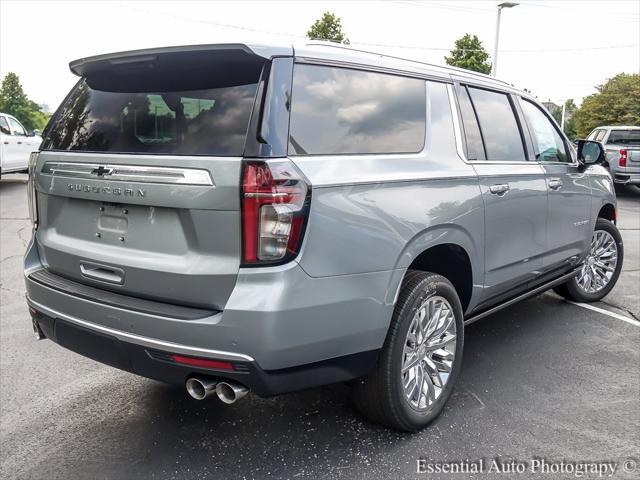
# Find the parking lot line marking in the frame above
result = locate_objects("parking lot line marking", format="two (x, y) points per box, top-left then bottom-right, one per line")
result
(567, 301), (640, 327)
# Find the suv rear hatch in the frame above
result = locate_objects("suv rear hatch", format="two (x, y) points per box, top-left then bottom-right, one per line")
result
(34, 45), (269, 310)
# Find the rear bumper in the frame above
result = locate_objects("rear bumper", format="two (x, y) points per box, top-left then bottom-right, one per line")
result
(24, 240), (395, 393)
(612, 172), (640, 185)
(28, 305), (378, 396)
(610, 165), (640, 184)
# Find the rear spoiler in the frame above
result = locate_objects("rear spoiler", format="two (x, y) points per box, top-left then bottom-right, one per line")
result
(69, 43), (294, 77)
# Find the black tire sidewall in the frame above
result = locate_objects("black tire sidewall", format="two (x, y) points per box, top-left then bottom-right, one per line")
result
(389, 274), (464, 429)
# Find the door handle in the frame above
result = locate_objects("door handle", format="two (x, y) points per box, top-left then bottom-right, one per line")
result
(17, 141), (22, 145)
(549, 179), (563, 190)
(2, 141), (8, 145)
(489, 183), (510, 195)
(80, 262), (124, 285)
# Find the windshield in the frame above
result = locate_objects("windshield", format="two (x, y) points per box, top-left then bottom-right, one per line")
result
(42, 71), (260, 156)
(607, 129), (640, 145)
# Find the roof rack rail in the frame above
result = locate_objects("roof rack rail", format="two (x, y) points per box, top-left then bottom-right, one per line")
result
(304, 41), (512, 86)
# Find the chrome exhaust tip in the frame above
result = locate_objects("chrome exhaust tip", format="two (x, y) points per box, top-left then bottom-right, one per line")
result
(185, 377), (217, 400)
(215, 381), (249, 404)
(32, 319), (45, 341)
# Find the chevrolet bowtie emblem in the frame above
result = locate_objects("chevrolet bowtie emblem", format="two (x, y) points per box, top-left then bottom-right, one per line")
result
(91, 165), (115, 176)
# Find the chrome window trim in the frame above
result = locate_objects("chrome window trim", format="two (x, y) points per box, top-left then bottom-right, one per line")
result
(40, 162), (214, 186)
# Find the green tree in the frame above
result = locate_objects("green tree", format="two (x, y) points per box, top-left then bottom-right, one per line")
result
(444, 34), (491, 74)
(307, 12), (350, 44)
(0, 72), (49, 131)
(574, 73), (640, 138)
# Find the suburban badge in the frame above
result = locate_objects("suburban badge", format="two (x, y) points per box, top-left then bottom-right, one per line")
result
(66, 183), (146, 197)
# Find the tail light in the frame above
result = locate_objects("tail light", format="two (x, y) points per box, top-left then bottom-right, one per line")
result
(241, 160), (310, 265)
(619, 149), (627, 167)
(27, 152), (39, 229)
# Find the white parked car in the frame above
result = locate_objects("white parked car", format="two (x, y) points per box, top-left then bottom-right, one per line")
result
(0, 112), (42, 177)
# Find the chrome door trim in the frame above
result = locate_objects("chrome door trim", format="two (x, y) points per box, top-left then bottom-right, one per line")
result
(41, 162), (214, 186)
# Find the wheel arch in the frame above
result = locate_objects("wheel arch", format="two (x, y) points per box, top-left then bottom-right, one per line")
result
(406, 244), (474, 313)
(597, 203), (616, 224)
(387, 225), (483, 316)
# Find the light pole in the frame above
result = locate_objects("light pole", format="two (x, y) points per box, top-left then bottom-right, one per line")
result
(492, 2), (519, 77)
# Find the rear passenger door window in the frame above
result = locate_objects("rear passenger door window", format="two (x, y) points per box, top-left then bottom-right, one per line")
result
(521, 99), (569, 163)
(467, 87), (526, 161)
(288, 64), (426, 155)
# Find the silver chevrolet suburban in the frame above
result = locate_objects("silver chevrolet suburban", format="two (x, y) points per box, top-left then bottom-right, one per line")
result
(24, 43), (623, 431)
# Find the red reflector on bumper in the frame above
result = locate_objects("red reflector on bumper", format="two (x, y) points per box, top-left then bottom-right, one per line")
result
(171, 354), (234, 370)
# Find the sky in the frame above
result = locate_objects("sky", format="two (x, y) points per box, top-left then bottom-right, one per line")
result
(1, 0), (638, 112)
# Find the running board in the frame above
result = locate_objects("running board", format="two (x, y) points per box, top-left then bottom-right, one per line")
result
(464, 268), (581, 326)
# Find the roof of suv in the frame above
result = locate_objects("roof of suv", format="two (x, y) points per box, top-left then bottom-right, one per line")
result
(295, 42), (511, 87)
(597, 126), (640, 130)
(69, 41), (513, 90)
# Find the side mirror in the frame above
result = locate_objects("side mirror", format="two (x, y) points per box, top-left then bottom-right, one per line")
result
(577, 139), (605, 165)
(29, 129), (41, 137)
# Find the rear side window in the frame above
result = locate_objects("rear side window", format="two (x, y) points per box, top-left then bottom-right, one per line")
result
(288, 64), (426, 155)
(456, 86), (486, 160)
(521, 99), (569, 163)
(594, 129), (607, 142)
(587, 129), (601, 140)
(468, 87), (526, 161)
(42, 71), (260, 156)
(607, 129), (640, 145)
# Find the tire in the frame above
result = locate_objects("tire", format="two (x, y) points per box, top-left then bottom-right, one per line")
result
(553, 218), (624, 302)
(352, 270), (464, 431)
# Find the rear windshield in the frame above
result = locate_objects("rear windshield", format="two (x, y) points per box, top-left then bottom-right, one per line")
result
(607, 129), (640, 145)
(42, 69), (260, 156)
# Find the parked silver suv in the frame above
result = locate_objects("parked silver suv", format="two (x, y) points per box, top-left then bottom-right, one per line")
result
(24, 43), (623, 431)
(587, 125), (640, 185)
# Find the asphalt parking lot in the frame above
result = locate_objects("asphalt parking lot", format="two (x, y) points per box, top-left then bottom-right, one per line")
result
(1, 174), (638, 480)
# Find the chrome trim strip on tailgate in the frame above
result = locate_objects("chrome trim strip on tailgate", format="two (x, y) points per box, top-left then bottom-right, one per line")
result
(41, 162), (214, 186)
(27, 297), (255, 362)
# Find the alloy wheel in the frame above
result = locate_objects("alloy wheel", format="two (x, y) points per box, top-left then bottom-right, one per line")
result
(402, 296), (457, 411)
(576, 229), (618, 294)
